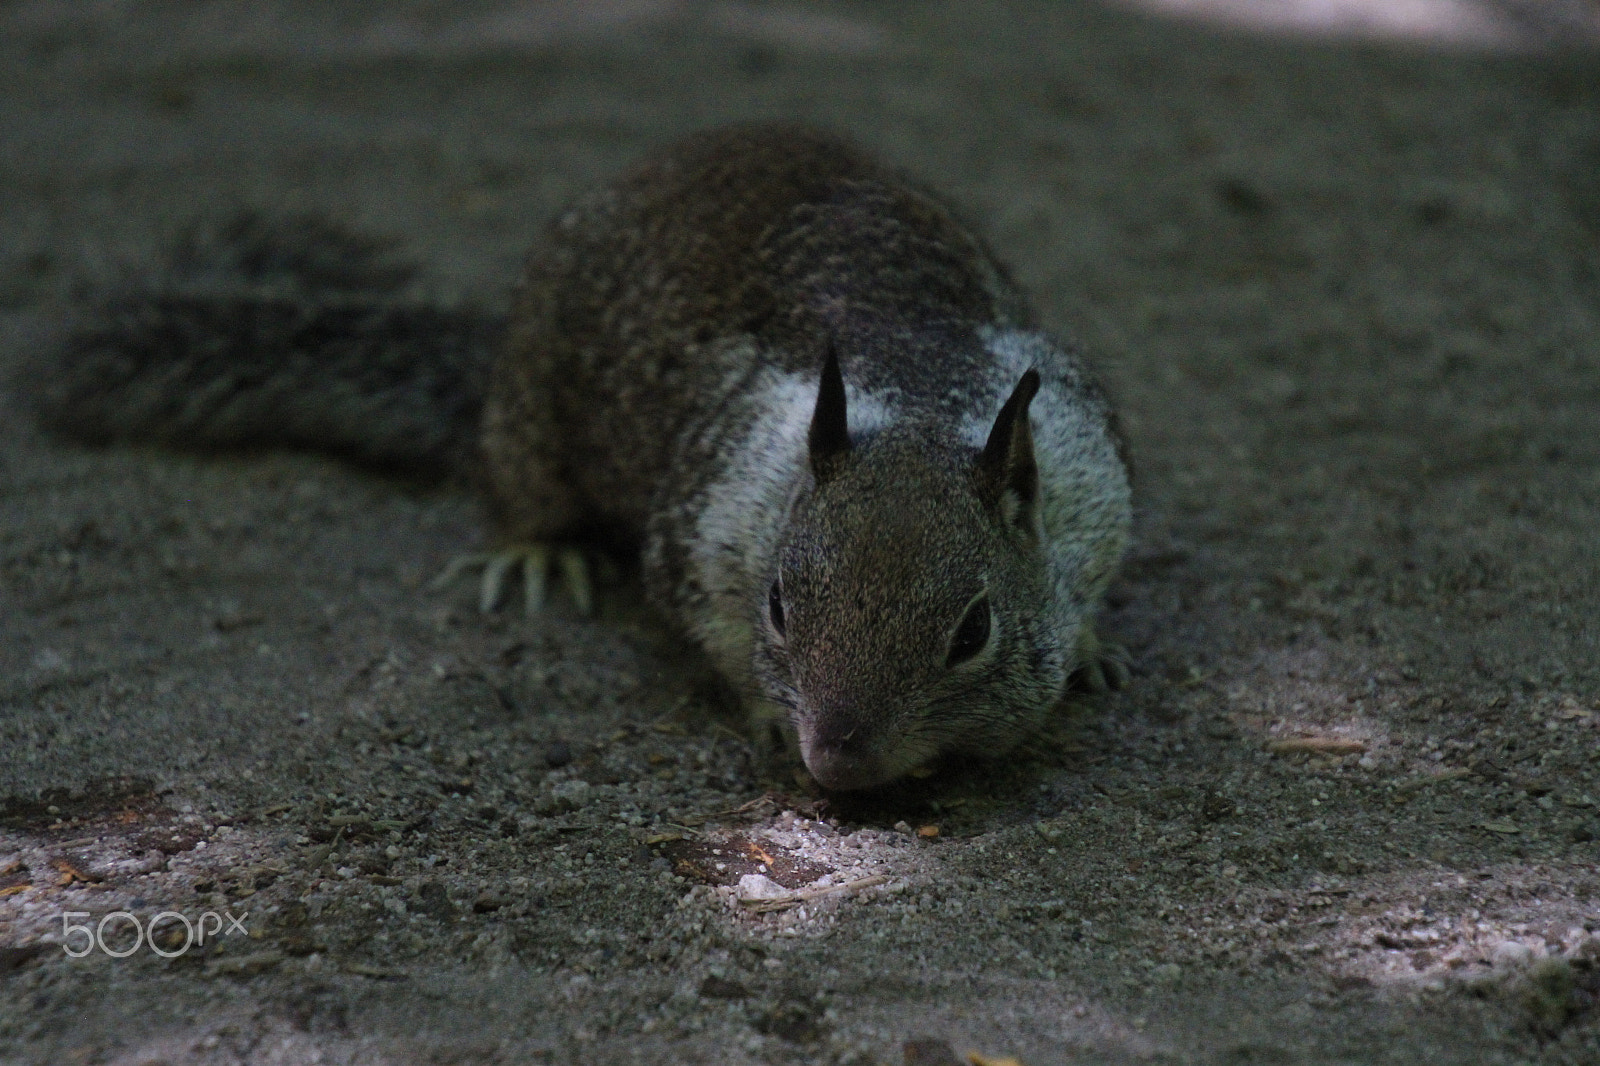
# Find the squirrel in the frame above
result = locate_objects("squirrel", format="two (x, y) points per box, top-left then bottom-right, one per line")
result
(38, 123), (1133, 791)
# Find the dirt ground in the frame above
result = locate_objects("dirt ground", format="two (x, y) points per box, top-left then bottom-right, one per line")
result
(2, 2), (1598, 1063)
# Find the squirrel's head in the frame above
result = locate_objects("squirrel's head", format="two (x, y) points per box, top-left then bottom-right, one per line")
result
(760, 347), (1071, 790)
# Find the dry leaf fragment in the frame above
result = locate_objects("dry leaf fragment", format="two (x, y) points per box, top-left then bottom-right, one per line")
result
(644, 832), (684, 845)
(966, 1053), (1026, 1066)
(207, 950), (284, 976)
(50, 857), (103, 885)
(1553, 703), (1596, 723)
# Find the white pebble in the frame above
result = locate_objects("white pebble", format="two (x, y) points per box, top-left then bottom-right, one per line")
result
(736, 874), (790, 901)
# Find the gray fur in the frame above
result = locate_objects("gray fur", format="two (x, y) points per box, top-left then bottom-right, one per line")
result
(36, 212), (498, 479)
(485, 124), (1132, 789)
(45, 125), (1132, 791)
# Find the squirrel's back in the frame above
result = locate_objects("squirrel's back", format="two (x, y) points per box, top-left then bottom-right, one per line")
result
(485, 124), (1060, 539)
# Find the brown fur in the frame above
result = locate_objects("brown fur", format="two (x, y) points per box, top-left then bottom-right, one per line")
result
(44, 124), (1133, 791)
(483, 124), (1131, 789)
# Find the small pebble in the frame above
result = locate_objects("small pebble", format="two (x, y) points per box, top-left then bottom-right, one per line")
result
(549, 779), (592, 809)
(736, 873), (789, 901)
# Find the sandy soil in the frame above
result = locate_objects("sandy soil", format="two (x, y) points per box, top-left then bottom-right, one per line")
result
(2, 2), (1598, 1063)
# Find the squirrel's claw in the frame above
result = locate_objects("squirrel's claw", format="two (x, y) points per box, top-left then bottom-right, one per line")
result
(480, 550), (524, 613)
(432, 545), (593, 617)
(555, 549), (593, 617)
(1073, 629), (1132, 692)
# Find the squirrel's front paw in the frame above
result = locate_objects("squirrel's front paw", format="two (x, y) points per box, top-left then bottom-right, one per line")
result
(431, 545), (593, 616)
(1072, 628), (1131, 692)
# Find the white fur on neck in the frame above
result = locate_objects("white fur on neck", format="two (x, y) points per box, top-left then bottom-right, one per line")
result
(966, 326), (1132, 637)
(688, 369), (897, 681)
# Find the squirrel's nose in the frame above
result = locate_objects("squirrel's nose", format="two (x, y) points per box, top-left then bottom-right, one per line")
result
(811, 714), (868, 754)
(799, 711), (886, 791)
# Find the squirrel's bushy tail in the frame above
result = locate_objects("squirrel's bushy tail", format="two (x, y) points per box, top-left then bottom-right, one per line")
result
(36, 212), (502, 480)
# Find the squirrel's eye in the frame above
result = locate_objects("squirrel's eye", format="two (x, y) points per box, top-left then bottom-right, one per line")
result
(768, 580), (786, 637)
(945, 595), (991, 668)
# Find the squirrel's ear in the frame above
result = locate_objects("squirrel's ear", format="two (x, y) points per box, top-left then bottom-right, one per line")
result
(808, 342), (851, 477)
(976, 368), (1041, 533)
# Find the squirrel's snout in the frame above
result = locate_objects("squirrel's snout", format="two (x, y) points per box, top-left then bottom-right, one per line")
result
(797, 709), (891, 791)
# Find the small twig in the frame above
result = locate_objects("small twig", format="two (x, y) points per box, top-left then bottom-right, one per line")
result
(741, 874), (891, 914)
